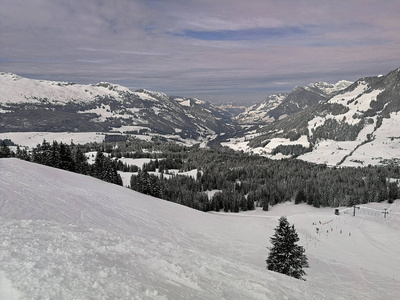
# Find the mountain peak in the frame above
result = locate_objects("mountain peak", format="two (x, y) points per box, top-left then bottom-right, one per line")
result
(305, 80), (352, 96)
(134, 88), (169, 100)
(0, 72), (23, 81)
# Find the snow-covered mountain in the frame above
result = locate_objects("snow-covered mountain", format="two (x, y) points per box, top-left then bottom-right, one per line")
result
(236, 93), (289, 124)
(0, 73), (235, 144)
(2, 68), (400, 167)
(1, 158), (399, 299)
(224, 67), (400, 166)
(236, 80), (352, 124)
(304, 80), (353, 97)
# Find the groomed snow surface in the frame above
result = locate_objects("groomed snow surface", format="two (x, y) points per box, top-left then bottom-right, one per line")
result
(1, 158), (400, 299)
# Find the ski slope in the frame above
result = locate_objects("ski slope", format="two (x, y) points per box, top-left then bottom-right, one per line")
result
(0, 158), (399, 299)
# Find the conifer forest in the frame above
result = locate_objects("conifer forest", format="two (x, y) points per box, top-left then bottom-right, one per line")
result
(3, 138), (398, 213)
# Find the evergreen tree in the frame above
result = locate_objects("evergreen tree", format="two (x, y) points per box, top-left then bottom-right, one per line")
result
(0, 140), (12, 158)
(59, 142), (74, 171)
(388, 181), (399, 203)
(15, 146), (30, 161)
(92, 151), (122, 185)
(266, 216), (309, 280)
(71, 146), (89, 174)
(295, 189), (306, 204)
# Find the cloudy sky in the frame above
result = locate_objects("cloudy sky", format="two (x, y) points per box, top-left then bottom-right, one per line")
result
(1, 0), (400, 104)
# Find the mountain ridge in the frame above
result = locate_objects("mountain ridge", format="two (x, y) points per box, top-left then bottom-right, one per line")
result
(0, 72), (236, 144)
(224, 67), (400, 166)
(236, 80), (353, 125)
(1, 67), (400, 166)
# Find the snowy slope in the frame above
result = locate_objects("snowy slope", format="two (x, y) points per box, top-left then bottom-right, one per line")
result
(305, 80), (353, 96)
(236, 93), (288, 124)
(1, 158), (400, 299)
(0, 72), (131, 104)
(226, 68), (400, 166)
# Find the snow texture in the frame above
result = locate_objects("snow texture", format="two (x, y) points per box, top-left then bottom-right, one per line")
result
(1, 158), (400, 299)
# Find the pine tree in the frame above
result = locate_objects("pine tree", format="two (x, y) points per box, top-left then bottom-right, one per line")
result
(0, 140), (11, 158)
(295, 189), (306, 204)
(388, 181), (398, 203)
(266, 216), (309, 280)
(16, 146), (30, 161)
(71, 147), (89, 174)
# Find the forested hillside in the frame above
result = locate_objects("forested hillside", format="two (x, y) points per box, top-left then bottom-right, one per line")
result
(71, 139), (400, 211)
(2, 138), (399, 212)
(123, 141), (399, 210)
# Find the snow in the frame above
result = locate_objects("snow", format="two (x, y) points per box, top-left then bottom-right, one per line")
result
(0, 272), (24, 300)
(329, 81), (368, 105)
(223, 135), (309, 159)
(299, 140), (359, 165)
(307, 85), (383, 134)
(326, 83), (383, 126)
(78, 104), (132, 122)
(0, 73), (131, 105)
(85, 154), (199, 187)
(167, 169), (199, 179)
(236, 94), (286, 124)
(176, 99), (191, 107)
(111, 125), (148, 133)
(135, 90), (166, 102)
(341, 113), (400, 166)
(0, 132), (106, 148)
(205, 190), (222, 200)
(301, 112), (400, 166)
(305, 80), (352, 96)
(0, 130), (205, 150)
(117, 157), (153, 168)
(330, 88), (383, 115)
(1, 158), (399, 299)
(277, 113), (288, 120)
(228, 79), (398, 166)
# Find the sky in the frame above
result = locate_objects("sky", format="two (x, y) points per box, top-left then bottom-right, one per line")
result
(1, 0), (400, 105)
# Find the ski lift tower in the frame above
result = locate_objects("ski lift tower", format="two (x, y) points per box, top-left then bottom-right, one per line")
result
(353, 205), (360, 217)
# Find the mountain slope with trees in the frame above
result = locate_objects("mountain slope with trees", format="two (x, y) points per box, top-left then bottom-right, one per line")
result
(49, 138), (400, 211)
(236, 80), (352, 125)
(1, 67), (400, 167)
(3, 136), (399, 212)
(226, 67), (400, 166)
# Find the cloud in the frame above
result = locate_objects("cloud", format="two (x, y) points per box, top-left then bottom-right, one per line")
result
(1, 0), (400, 104)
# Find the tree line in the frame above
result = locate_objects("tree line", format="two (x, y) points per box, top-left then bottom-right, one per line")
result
(1, 140), (122, 186)
(112, 139), (399, 212)
(2, 137), (399, 212)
